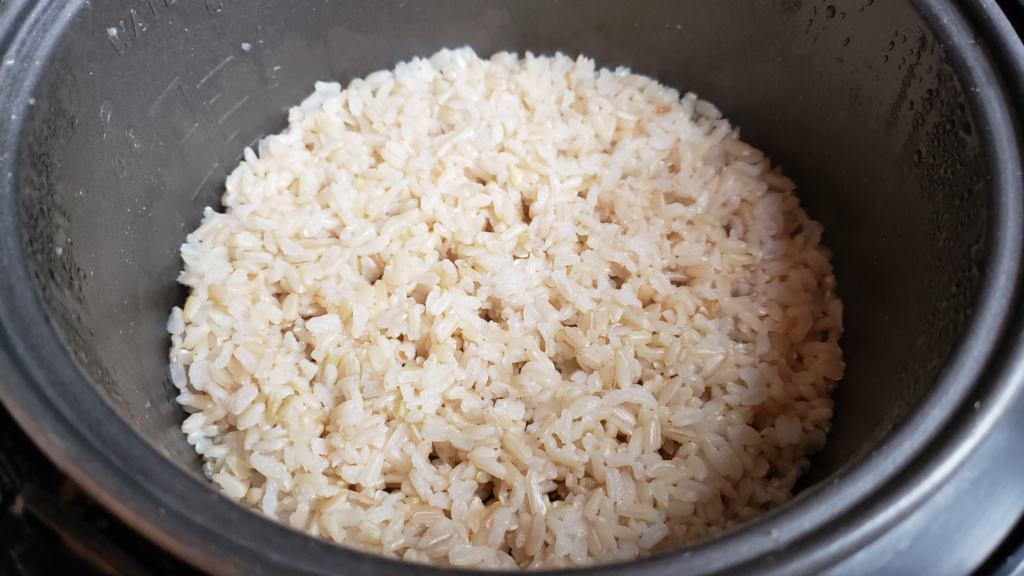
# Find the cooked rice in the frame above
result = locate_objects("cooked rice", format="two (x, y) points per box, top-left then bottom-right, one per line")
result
(167, 47), (844, 569)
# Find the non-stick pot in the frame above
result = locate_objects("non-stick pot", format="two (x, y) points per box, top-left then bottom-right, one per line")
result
(1, 1), (1023, 574)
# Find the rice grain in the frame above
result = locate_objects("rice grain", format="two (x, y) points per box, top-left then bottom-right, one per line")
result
(169, 47), (844, 569)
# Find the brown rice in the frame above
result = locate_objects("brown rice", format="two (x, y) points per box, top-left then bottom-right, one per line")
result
(167, 47), (844, 569)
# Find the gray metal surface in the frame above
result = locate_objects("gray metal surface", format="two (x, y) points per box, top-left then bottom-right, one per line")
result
(828, 389), (1024, 575)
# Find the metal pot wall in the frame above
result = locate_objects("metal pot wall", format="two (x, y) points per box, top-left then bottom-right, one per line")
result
(1, 1), (1022, 574)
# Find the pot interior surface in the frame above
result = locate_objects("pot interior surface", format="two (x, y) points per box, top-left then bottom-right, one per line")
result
(15, 0), (986, 544)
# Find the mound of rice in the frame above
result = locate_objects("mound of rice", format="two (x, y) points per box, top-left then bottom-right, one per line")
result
(167, 47), (843, 569)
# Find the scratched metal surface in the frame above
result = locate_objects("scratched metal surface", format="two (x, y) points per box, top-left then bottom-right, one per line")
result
(18, 0), (317, 469)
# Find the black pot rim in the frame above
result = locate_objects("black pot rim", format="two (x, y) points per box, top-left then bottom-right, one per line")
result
(0, 1), (1022, 575)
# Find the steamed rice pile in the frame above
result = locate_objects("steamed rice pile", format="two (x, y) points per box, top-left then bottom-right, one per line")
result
(167, 48), (844, 569)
